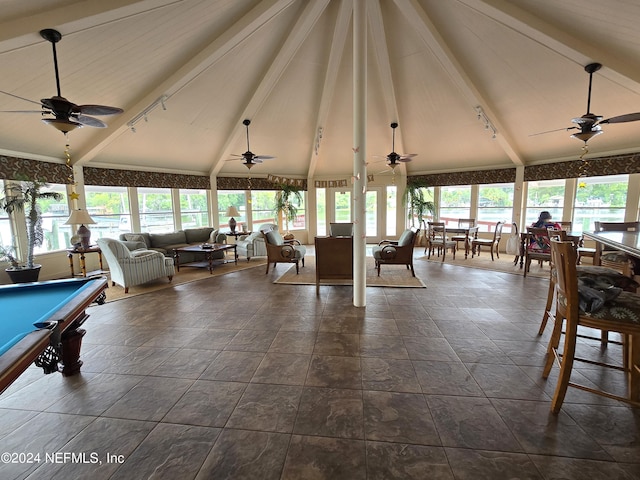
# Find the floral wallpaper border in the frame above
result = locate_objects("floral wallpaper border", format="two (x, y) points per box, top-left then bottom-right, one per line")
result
(2, 151), (640, 190)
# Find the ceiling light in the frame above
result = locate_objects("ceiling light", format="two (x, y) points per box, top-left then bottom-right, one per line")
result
(42, 118), (82, 133)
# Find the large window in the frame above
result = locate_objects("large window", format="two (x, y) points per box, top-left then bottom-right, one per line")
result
(386, 186), (396, 236)
(316, 188), (326, 236)
(477, 183), (514, 232)
(85, 185), (130, 239)
(574, 174), (629, 233)
(526, 179), (565, 227)
(251, 191), (277, 227)
(180, 189), (208, 228)
(218, 190), (246, 231)
(34, 183), (69, 254)
(440, 186), (470, 226)
(137, 187), (174, 233)
(0, 181), (11, 249)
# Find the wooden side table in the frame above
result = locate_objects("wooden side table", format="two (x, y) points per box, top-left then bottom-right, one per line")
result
(66, 246), (105, 278)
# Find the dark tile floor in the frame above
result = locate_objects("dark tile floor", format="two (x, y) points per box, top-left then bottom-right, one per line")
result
(1, 252), (640, 479)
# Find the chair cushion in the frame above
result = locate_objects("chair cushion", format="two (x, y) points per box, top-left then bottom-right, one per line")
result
(265, 230), (284, 246)
(601, 251), (630, 263)
(587, 290), (640, 324)
(372, 245), (396, 260)
(397, 229), (414, 247)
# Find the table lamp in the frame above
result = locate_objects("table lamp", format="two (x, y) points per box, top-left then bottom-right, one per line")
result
(226, 206), (240, 233)
(65, 209), (96, 249)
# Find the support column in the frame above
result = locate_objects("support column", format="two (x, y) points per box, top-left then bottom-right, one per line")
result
(353, 0), (367, 307)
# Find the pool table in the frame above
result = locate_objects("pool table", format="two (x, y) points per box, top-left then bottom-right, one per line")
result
(0, 277), (108, 395)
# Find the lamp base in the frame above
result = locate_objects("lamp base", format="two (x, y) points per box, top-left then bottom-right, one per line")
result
(78, 224), (91, 250)
(229, 217), (236, 234)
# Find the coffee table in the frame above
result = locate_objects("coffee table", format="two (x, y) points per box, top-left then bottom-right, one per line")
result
(173, 244), (237, 274)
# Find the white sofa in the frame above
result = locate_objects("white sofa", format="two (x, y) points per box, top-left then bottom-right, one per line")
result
(236, 223), (277, 260)
(97, 238), (175, 293)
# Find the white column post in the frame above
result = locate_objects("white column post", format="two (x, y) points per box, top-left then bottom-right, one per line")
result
(353, 0), (367, 307)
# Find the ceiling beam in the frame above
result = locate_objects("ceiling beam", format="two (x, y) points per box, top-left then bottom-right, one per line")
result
(393, 0), (524, 166)
(307, 0), (352, 180)
(0, 0), (181, 53)
(210, 0), (331, 176)
(458, 0), (640, 95)
(368, 0), (408, 176)
(71, 0), (296, 165)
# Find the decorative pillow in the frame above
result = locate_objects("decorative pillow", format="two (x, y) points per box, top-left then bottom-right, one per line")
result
(124, 233), (148, 247)
(208, 229), (220, 244)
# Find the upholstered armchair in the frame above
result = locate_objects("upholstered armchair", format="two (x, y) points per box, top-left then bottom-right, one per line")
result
(97, 238), (175, 293)
(236, 223), (277, 260)
(262, 228), (306, 274)
(372, 228), (419, 276)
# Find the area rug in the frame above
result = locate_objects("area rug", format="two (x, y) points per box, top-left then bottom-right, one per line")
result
(419, 251), (551, 278)
(273, 256), (426, 288)
(103, 258), (267, 302)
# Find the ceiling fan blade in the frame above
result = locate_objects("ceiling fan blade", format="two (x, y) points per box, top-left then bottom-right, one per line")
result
(0, 110), (43, 114)
(398, 154), (416, 161)
(600, 112), (640, 124)
(529, 126), (578, 137)
(0, 90), (44, 107)
(77, 104), (124, 116)
(254, 155), (275, 160)
(76, 114), (107, 128)
(249, 158), (264, 164)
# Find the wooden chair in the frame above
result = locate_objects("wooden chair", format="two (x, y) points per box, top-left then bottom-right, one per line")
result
(523, 226), (553, 277)
(372, 228), (419, 276)
(425, 222), (456, 262)
(557, 221), (572, 231)
(471, 221), (504, 261)
(542, 240), (640, 413)
(262, 229), (306, 274)
(451, 218), (476, 254)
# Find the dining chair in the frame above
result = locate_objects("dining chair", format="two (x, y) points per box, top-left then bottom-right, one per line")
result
(542, 239), (640, 413)
(451, 218), (476, 254)
(557, 221), (572, 231)
(426, 222), (456, 262)
(471, 221), (504, 261)
(523, 226), (553, 277)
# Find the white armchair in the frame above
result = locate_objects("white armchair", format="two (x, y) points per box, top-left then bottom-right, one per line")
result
(236, 223), (277, 260)
(97, 238), (175, 293)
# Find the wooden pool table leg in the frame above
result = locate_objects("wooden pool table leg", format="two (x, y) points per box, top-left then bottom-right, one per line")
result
(59, 318), (88, 376)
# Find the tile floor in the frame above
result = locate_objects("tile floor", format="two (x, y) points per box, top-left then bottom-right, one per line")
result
(1, 253), (640, 479)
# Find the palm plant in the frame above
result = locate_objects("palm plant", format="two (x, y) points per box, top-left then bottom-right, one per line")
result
(0, 180), (62, 269)
(273, 185), (303, 234)
(402, 178), (434, 227)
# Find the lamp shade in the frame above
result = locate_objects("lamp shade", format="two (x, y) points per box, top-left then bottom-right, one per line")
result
(226, 206), (240, 217)
(65, 209), (96, 225)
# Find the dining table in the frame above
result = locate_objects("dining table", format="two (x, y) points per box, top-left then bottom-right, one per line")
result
(446, 225), (479, 259)
(583, 230), (640, 262)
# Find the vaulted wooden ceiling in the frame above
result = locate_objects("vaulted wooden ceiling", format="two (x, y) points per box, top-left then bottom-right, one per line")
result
(1, 0), (640, 182)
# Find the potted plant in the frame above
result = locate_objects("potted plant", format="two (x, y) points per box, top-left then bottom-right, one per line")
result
(273, 184), (303, 239)
(402, 178), (435, 246)
(0, 179), (62, 283)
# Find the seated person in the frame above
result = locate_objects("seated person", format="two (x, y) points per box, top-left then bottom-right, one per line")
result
(528, 211), (562, 253)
